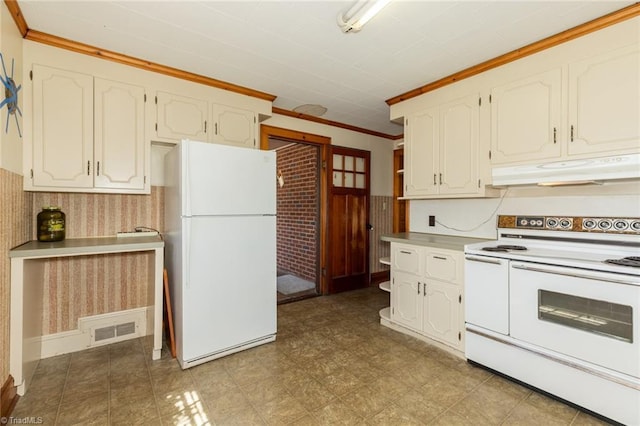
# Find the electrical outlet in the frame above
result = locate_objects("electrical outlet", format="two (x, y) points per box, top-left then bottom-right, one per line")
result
(429, 216), (435, 226)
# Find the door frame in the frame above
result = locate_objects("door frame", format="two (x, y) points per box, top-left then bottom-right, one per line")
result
(260, 124), (331, 294)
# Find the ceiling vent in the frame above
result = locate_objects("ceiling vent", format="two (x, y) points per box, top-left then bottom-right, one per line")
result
(293, 104), (327, 117)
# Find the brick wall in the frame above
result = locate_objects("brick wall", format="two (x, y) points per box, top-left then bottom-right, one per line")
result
(276, 144), (319, 283)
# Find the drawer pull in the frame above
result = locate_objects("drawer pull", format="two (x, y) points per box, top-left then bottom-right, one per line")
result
(465, 256), (502, 265)
(417, 282), (420, 295)
(400, 250), (412, 254)
(432, 256), (447, 260)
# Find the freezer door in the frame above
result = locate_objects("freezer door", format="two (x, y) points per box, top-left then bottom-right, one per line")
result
(182, 140), (276, 216)
(180, 215), (276, 362)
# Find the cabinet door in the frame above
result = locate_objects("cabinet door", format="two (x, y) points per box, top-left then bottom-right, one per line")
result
(391, 271), (422, 331)
(94, 78), (146, 190)
(211, 104), (257, 149)
(32, 65), (93, 188)
(156, 91), (208, 142)
(568, 45), (640, 156)
(490, 69), (562, 164)
(439, 94), (479, 194)
(405, 108), (438, 197)
(423, 280), (461, 348)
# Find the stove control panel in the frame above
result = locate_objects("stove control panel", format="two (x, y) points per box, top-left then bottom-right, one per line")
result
(498, 215), (640, 234)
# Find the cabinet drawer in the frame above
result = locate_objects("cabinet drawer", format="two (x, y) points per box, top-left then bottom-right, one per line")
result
(425, 251), (461, 284)
(391, 244), (422, 275)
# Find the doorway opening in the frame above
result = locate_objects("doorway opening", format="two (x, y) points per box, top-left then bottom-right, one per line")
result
(262, 125), (330, 303)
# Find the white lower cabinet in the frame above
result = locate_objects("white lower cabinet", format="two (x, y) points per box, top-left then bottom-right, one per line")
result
(387, 242), (465, 355)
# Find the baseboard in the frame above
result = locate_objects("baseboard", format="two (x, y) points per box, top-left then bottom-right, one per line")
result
(39, 306), (153, 358)
(370, 270), (390, 286)
(1, 375), (19, 418)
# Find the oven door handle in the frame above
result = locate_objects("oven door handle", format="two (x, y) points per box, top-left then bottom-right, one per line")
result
(465, 256), (503, 265)
(511, 264), (640, 286)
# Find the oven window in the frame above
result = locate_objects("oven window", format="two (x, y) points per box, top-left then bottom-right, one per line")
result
(538, 290), (633, 343)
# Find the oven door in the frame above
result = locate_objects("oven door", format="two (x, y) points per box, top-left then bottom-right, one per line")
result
(510, 261), (640, 378)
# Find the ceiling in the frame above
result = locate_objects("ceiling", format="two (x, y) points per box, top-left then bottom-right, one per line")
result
(17, 1), (634, 137)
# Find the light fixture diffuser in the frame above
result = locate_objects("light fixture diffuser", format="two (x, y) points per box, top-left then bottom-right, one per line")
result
(337, 0), (392, 33)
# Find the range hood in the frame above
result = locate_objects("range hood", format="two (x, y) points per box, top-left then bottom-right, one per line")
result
(492, 153), (640, 186)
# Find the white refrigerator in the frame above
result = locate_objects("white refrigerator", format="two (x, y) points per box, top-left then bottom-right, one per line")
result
(164, 140), (277, 369)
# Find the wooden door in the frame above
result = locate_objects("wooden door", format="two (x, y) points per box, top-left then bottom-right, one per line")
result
(327, 146), (370, 294)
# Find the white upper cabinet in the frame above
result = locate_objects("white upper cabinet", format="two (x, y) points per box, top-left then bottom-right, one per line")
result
(94, 78), (146, 191)
(211, 104), (257, 148)
(490, 68), (563, 165)
(439, 95), (479, 195)
(32, 65), (94, 189)
(405, 107), (438, 197)
(404, 94), (490, 199)
(29, 65), (148, 193)
(155, 92), (258, 149)
(155, 91), (208, 142)
(568, 45), (640, 156)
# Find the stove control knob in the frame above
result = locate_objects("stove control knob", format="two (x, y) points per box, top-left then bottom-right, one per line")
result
(613, 220), (629, 231)
(598, 219), (612, 230)
(559, 218), (572, 229)
(546, 218), (558, 228)
(583, 219), (597, 230)
(631, 220), (640, 232)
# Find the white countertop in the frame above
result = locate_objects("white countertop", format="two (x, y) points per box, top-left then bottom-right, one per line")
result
(381, 232), (493, 251)
(9, 235), (164, 259)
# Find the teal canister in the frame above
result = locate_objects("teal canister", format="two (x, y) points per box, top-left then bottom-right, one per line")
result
(37, 206), (66, 242)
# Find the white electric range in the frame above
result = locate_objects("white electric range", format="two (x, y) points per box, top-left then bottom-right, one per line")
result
(464, 215), (640, 425)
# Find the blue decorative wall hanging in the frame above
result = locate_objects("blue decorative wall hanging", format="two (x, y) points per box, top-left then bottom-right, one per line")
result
(0, 52), (22, 137)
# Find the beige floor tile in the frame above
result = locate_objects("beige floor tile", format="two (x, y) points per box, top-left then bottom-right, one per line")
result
(428, 410), (479, 425)
(339, 384), (394, 419)
(449, 376), (528, 425)
(365, 402), (425, 425)
(288, 376), (338, 411)
(254, 393), (310, 425)
(9, 287), (606, 426)
(212, 406), (267, 425)
(571, 410), (613, 425)
(240, 376), (293, 406)
(393, 387), (447, 423)
(56, 393), (109, 425)
(313, 400), (365, 425)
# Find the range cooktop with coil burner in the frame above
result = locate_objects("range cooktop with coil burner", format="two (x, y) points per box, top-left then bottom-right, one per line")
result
(466, 215), (640, 276)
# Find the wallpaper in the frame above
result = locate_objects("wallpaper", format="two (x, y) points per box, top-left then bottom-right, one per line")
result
(370, 195), (392, 274)
(0, 169), (32, 388)
(32, 188), (164, 334)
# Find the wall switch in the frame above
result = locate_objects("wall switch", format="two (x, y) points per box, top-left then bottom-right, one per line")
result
(429, 216), (435, 226)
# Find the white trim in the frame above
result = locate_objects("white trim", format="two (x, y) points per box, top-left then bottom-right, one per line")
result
(39, 306), (153, 358)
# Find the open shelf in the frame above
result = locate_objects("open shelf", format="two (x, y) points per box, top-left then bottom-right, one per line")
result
(379, 280), (391, 292)
(379, 307), (391, 321)
(379, 256), (391, 266)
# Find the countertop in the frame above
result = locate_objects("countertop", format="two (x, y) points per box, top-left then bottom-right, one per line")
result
(9, 235), (164, 259)
(381, 232), (494, 251)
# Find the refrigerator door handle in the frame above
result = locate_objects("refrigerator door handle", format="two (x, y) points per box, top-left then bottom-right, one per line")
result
(185, 219), (191, 289)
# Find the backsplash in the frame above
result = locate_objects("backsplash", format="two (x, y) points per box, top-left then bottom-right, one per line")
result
(0, 169), (32, 387)
(410, 182), (640, 239)
(32, 188), (164, 334)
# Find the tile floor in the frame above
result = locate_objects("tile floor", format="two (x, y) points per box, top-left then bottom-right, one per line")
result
(11, 287), (610, 425)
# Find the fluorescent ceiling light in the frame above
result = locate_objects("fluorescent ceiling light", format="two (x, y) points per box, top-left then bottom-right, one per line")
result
(337, 0), (392, 33)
